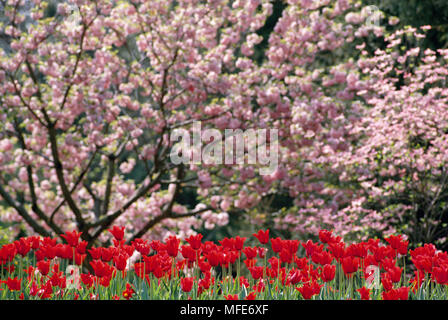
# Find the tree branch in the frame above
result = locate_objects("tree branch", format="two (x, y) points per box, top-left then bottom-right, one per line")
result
(49, 149), (98, 225)
(45, 118), (86, 232)
(13, 118), (64, 236)
(129, 165), (184, 240)
(0, 182), (51, 237)
(88, 171), (164, 236)
(128, 206), (213, 243)
(102, 154), (116, 217)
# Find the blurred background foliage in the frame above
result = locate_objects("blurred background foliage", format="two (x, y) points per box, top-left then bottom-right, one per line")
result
(365, 0), (448, 50)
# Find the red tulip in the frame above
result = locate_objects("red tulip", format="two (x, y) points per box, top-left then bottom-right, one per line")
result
(385, 265), (402, 283)
(302, 240), (323, 257)
(321, 264), (336, 282)
(186, 234), (203, 250)
(219, 237), (235, 250)
(61, 230), (82, 247)
(113, 253), (128, 271)
(279, 248), (293, 264)
(14, 238), (31, 257)
(357, 287), (371, 300)
(5, 277), (21, 291)
(328, 242), (346, 262)
(312, 251), (333, 266)
(242, 247), (258, 260)
(271, 237), (283, 253)
(433, 266), (448, 285)
(166, 236), (180, 257)
(248, 266), (264, 280)
(101, 247), (116, 262)
(180, 277), (194, 293)
(381, 273), (393, 292)
(234, 236), (246, 251)
(88, 247), (102, 260)
(29, 236), (41, 250)
(412, 255), (433, 273)
(382, 287), (409, 300)
(385, 235), (409, 255)
(244, 258), (257, 269)
(253, 229), (269, 245)
(341, 256), (359, 277)
(74, 252), (86, 265)
(245, 292), (257, 300)
(286, 269), (302, 285)
(55, 244), (72, 260)
(268, 256), (280, 270)
(90, 260), (115, 278)
(294, 256), (309, 270)
(319, 230), (333, 244)
(109, 226), (125, 242)
(206, 250), (221, 267)
(296, 280), (322, 300)
(81, 273), (94, 288)
(37, 259), (51, 276)
(132, 239), (151, 256)
(346, 243), (368, 259)
(198, 259), (211, 274)
(409, 270), (425, 293)
(181, 245), (196, 261)
(258, 247), (267, 259)
(282, 240), (300, 255)
(122, 283), (135, 300)
(76, 241), (88, 254)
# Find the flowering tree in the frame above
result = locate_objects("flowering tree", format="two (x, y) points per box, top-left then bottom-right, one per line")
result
(235, 2), (389, 238)
(0, 0), (275, 245)
(269, 19), (448, 247)
(334, 27), (448, 246)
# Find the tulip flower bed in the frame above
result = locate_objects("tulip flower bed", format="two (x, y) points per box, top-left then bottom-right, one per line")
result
(0, 227), (447, 300)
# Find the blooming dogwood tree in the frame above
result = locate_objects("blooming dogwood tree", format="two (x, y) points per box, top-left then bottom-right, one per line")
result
(270, 19), (448, 246)
(334, 27), (448, 246)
